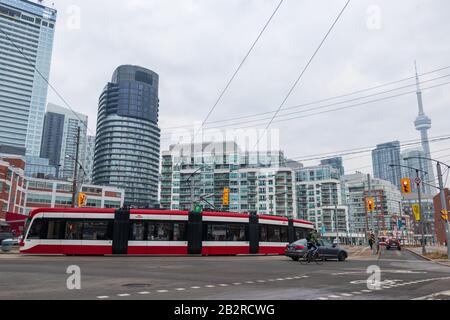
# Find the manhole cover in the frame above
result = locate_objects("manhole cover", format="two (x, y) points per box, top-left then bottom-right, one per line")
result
(122, 283), (152, 288)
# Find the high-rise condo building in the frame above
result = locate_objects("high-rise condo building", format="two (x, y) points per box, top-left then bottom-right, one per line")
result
(40, 103), (88, 180)
(93, 65), (161, 207)
(372, 141), (402, 190)
(0, 0), (57, 156)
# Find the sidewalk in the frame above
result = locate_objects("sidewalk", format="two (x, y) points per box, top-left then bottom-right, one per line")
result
(406, 246), (450, 267)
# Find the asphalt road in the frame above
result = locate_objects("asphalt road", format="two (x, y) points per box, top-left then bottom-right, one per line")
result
(0, 249), (449, 300)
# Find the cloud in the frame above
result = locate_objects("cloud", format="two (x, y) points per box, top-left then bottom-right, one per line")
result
(45, 0), (450, 182)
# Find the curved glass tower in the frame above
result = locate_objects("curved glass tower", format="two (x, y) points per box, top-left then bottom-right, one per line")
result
(93, 65), (160, 206)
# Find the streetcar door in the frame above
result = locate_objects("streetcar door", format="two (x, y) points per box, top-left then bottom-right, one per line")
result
(112, 208), (130, 255)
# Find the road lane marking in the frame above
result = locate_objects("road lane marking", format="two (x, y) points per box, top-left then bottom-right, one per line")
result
(413, 290), (450, 300)
(205, 285), (216, 288)
(138, 291), (150, 295)
(328, 295), (341, 299)
(351, 292), (362, 295)
(97, 296), (109, 299)
(157, 290), (169, 293)
(257, 280), (266, 283)
(232, 283), (242, 285)
(341, 293), (353, 297)
(117, 294), (130, 297)
(318, 297), (328, 300)
(190, 286), (201, 289)
(361, 290), (372, 293)
(175, 288), (186, 291)
(218, 284), (228, 287)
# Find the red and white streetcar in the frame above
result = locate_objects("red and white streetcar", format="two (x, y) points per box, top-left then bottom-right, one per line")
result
(20, 207), (314, 256)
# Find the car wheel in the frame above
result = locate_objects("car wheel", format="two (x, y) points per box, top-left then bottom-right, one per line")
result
(291, 256), (299, 261)
(386, 246), (390, 250)
(338, 252), (346, 262)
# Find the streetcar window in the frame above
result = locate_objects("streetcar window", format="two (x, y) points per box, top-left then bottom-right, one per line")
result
(173, 223), (186, 241)
(147, 222), (171, 241)
(260, 225), (289, 242)
(259, 225), (268, 242)
(130, 221), (145, 241)
(83, 221), (111, 240)
(294, 228), (307, 240)
(267, 225), (281, 242)
(205, 223), (247, 241)
(28, 219), (43, 239)
(207, 224), (227, 241)
(46, 220), (64, 239)
(142, 221), (187, 241)
(65, 221), (83, 240)
(228, 224), (246, 241)
(280, 227), (289, 242)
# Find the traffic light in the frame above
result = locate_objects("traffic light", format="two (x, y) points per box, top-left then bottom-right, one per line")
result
(78, 192), (87, 207)
(401, 178), (412, 194)
(442, 209), (449, 221)
(366, 197), (375, 212)
(223, 187), (230, 206)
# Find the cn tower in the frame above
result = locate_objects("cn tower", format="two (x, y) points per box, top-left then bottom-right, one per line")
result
(414, 62), (436, 191)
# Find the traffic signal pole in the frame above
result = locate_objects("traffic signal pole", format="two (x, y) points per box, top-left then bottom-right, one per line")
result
(436, 162), (450, 259)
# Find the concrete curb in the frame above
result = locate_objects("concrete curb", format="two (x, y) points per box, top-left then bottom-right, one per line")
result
(405, 248), (450, 267)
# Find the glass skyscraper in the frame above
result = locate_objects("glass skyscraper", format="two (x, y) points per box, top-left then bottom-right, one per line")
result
(40, 103), (88, 180)
(93, 65), (160, 207)
(0, 0), (57, 156)
(372, 141), (402, 190)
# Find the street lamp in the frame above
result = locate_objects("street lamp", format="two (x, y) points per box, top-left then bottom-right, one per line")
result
(390, 163), (428, 255)
(404, 156), (450, 259)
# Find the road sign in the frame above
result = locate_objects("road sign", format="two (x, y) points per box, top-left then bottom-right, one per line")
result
(412, 204), (421, 221)
(441, 209), (449, 221)
(414, 177), (422, 185)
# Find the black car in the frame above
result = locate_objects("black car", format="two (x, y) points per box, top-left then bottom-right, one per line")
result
(285, 238), (348, 262)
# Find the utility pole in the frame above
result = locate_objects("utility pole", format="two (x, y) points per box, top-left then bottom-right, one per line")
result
(414, 169), (426, 255)
(368, 174), (377, 254)
(71, 126), (80, 208)
(437, 162), (450, 259)
(335, 202), (338, 244)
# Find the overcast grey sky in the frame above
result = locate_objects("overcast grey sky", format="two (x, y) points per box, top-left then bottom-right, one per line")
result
(45, 0), (450, 182)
